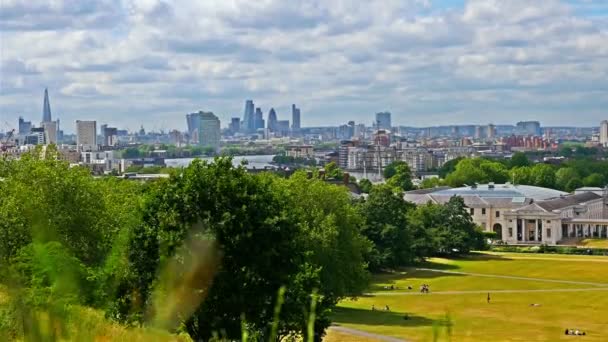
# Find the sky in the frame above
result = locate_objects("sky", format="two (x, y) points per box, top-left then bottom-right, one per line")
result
(1, 0), (607, 132)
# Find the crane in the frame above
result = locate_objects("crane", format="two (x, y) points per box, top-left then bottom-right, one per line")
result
(1, 129), (15, 152)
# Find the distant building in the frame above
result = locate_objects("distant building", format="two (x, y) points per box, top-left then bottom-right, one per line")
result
(42, 88), (52, 123)
(375, 112), (391, 130)
(18, 117), (32, 135)
(254, 107), (265, 129)
(516, 121), (542, 136)
(243, 100), (255, 132)
(76, 120), (97, 151)
(26, 127), (46, 145)
(600, 120), (608, 147)
(229, 117), (241, 134)
(103, 126), (118, 147)
(291, 104), (301, 130)
(186, 112), (202, 143)
(487, 124), (496, 139)
(286, 145), (313, 159)
(276, 120), (290, 137)
(198, 111), (220, 152)
(267, 108), (278, 131)
(41, 121), (58, 144)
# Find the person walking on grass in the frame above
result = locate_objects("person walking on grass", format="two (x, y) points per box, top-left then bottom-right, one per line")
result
(487, 292), (491, 304)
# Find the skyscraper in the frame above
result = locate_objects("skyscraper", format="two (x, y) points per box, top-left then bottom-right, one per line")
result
(230, 117), (241, 134)
(243, 100), (255, 132)
(198, 112), (221, 152)
(516, 121), (542, 136)
(291, 104), (301, 130)
(267, 108), (278, 131)
(600, 120), (608, 147)
(42, 88), (52, 123)
(41, 121), (58, 144)
(254, 107), (265, 130)
(18, 117), (32, 135)
(76, 120), (97, 151)
(375, 112), (391, 130)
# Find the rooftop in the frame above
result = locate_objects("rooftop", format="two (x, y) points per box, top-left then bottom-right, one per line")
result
(432, 184), (567, 201)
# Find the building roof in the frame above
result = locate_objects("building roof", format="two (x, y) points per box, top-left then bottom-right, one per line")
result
(536, 192), (602, 212)
(431, 184), (567, 201)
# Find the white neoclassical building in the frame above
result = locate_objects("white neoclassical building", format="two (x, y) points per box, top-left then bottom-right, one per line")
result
(404, 184), (608, 245)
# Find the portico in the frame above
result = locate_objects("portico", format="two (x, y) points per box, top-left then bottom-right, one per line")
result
(561, 219), (608, 239)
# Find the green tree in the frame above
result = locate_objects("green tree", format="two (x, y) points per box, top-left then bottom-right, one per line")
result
(555, 168), (580, 191)
(409, 196), (485, 255)
(438, 157), (463, 179)
(420, 177), (443, 189)
(530, 164), (556, 188)
(510, 166), (533, 185)
(359, 178), (373, 193)
(510, 152), (530, 168)
(565, 178), (583, 193)
(358, 185), (416, 270)
(583, 173), (606, 188)
(324, 161), (343, 180)
(385, 162), (414, 191)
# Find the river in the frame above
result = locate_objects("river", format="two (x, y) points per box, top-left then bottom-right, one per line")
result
(165, 155), (275, 169)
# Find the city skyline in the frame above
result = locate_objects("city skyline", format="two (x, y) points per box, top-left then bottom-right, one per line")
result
(1, 1), (608, 130)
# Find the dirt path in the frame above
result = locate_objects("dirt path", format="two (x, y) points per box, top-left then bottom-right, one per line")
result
(414, 268), (608, 287)
(328, 325), (409, 342)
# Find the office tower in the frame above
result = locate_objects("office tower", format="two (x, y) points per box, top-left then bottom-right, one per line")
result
(18, 117), (32, 135)
(42, 88), (52, 123)
(267, 108), (278, 131)
(487, 124), (496, 139)
(291, 104), (301, 130)
(103, 126), (118, 147)
(516, 121), (542, 136)
(27, 127), (46, 145)
(243, 100), (255, 132)
(76, 120), (97, 151)
(355, 123), (366, 139)
(375, 112), (391, 130)
(230, 117), (241, 134)
(198, 111), (221, 152)
(41, 121), (58, 144)
(254, 107), (265, 130)
(601, 120), (608, 147)
(186, 112), (202, 143)
(276, 120), (290, 137)
(474, 125), (482, 139)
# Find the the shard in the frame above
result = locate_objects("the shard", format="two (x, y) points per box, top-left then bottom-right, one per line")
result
(42, 88), (52, 123)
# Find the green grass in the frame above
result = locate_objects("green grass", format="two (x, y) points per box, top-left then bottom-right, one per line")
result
(579, 239), (608, 249)
(330, 252), (608, 341)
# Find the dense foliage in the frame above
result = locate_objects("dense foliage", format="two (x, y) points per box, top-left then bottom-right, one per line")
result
(0, 150), (486, 340)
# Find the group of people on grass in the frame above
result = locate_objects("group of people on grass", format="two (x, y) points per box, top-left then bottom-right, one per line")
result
(420, 284), (430, 293)
(565, 329), (586, 336)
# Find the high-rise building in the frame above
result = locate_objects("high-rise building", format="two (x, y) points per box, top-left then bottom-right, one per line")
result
(18, 117), (32, 135)
(186, 113), (202, 139)
(198, 111), (221, 152)
(42, 88), (52, 123)
(291, 104), (301, 130)
(230, 117), (241, 134)
(276, 120), (290, 137)
(76, 120), (97, 151)
(516, 121), (542, 136)
(26, 127), (45, 145)
(103, 126), (118, 147)
(243, 100), (255, 132)
(487, 124), (496, 139)
(600, 120), (608, 147)
(375, 112), (391, 130)
(41, 121), (58, 144)
(267, 108), (278, 131)
(254, 107), (265, 129)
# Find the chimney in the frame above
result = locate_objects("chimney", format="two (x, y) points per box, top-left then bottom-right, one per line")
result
(343, 172), (350, 185)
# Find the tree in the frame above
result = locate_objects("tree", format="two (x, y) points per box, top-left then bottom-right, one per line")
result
(359, 178), (373, 193)
(385, 162), (414, 191)
(324, 162), (343, 180)
(409, 196), (485, 255)
(438, 157), (463, 179)
(556, 168), (580, 191)
(122, 147), (141, 159)
(583, 173), (606, 188)
(565, 178), (583, 193)
(510, 152), (530, 168)
(530, 164), (556, 189)
(358, 185), (416, 270)
(510, 166), (533, 185)
(420, 177), (443, 189)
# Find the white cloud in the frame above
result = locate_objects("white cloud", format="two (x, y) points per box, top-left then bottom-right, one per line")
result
(1, 0), (607, 130)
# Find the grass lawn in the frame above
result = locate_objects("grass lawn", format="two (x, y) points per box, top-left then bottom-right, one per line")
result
(328, 252), (608, 342)
(579, 239), (608, 249)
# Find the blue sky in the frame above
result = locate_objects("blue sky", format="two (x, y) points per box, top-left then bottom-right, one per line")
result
(1, 0), (607, 132)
